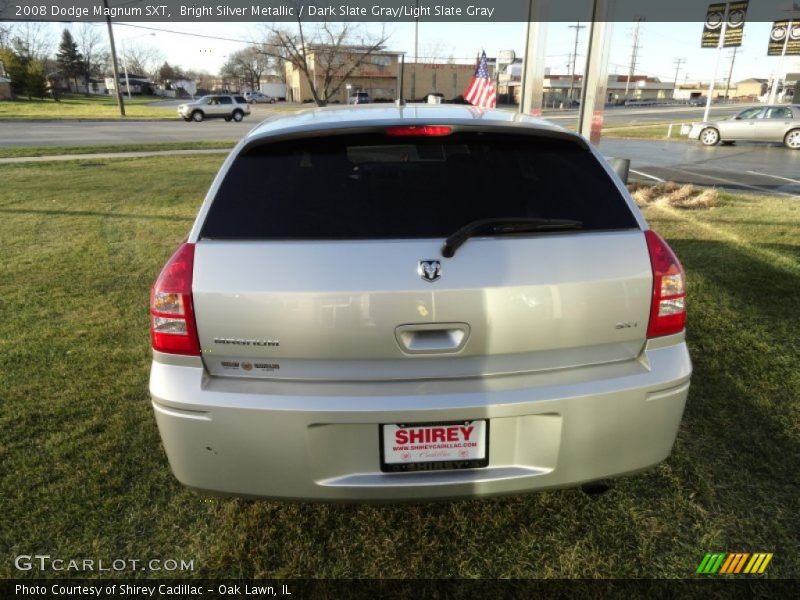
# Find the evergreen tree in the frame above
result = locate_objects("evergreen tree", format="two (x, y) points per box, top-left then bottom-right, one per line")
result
(56, 29), (83, 92)
(0, 48), (29, 96)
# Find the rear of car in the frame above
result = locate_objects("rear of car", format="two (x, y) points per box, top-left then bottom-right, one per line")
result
(149, 107), (691, 501)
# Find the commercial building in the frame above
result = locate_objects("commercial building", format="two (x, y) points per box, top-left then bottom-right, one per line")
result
(285, 45), (403, 103)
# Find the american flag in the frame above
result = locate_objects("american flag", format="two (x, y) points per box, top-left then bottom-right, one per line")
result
(464, 51), (496, 109)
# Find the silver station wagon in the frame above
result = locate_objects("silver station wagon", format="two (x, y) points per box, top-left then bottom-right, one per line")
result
(149, 105), (692, 501)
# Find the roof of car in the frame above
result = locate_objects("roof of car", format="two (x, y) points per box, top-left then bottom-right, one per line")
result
(245, 104), (567, 141)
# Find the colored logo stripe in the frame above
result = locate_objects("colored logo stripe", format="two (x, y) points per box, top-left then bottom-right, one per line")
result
(696, 553), (726, 573)
(744, 553), (774, 574)
(697, 552), (773, 574)
(720, 553), (749, 574)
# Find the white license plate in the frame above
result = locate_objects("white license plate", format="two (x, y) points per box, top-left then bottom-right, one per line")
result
(381, 420), (488, 471)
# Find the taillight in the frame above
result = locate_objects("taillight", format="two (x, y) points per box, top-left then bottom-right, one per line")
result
(150, 243), (201, 356)
(645, 230), (686, 338)
(385, 125), (452, 137)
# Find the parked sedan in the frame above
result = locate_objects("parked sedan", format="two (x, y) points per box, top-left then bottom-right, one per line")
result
(244, 91), (276, 104)
(177, 95), (251, 122)
(689, 105), (800, 149)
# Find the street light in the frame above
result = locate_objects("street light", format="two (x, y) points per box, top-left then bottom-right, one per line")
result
(120, 32), (155, 99)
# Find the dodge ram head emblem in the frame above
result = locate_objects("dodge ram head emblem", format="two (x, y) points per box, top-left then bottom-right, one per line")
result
(418, 260), (442, 283)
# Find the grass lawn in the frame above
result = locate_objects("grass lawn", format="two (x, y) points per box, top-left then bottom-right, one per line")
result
(603, 122), (691, 139)
(1, 156), (798, 578)
(0, 141), (236, 159)
(0, 94), (176, 120)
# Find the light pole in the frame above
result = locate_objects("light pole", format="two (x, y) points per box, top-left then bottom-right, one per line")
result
(120, 32), (155, 99)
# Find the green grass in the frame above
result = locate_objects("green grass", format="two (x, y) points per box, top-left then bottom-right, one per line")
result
(0, 141), (236, 159)
(603, 121), (691, 139)
(0, 94), (176, 120)
(1, 158), (798, 578)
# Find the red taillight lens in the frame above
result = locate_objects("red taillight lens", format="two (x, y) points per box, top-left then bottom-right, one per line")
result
(385, 125), (452, 137)
(150, 243), (201, 356)
(645, 230), (686, 338)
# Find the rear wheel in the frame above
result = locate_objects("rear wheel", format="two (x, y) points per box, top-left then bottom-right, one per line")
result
(784, 129), (800, 150)
(191, 110), (204, 122)
(700, 127), (720, 146)
(232, 110), (244, 122)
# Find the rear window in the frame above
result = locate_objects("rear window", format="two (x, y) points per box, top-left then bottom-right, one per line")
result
(200, 132), (638, 240)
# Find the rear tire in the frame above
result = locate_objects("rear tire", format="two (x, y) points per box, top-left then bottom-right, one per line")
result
(191, 110), (204, 122)
(700, 127), (720, 146)
(784, 129), (800, 150)
(232, 110), (244, 122)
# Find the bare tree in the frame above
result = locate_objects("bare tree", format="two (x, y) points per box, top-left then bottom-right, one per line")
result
(0, 22), (12, 51)
(260, 21), (390, 106)
(419, 40), (455, 64)
(220, 47), (273, 92)
(121, 42), (162, 79)
(8, 22), (53, 61)
(75, 23), (106, 94)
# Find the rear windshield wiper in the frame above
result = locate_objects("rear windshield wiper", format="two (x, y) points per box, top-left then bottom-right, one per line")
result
(441, 217), (583, 258)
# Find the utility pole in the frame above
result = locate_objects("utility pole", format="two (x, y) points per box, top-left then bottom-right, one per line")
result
(723, 48), (737, 100)
(672, 58), (686, 86)
(567, 21), (585, 104)
(624, 18), (643, 102)
(103, 0), (125, 117)
(672, 57), (685, 100)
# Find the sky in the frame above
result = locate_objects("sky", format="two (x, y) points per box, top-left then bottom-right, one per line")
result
(67, 20), (800, 82)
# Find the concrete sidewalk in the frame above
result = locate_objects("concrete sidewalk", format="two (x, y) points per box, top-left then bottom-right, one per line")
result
(0, 148), (231, 164)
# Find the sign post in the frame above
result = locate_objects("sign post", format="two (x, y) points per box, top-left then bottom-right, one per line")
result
(767, 20), (800, 103)
(701, 1), (748, 122)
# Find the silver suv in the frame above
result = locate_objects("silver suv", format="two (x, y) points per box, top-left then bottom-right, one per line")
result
(177, 95), (251, 122)
(150, 105), (692, 501)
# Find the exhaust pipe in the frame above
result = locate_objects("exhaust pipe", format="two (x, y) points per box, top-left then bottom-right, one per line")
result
(581, 480), (612, 496)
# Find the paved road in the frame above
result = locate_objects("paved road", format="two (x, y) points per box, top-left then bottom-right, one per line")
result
(600, 138), (800, 197)
(0, 117), (254, 146)
(0, 104), (755, 147)
(1, 106), (796, 196)
(545, 103), (751, 127)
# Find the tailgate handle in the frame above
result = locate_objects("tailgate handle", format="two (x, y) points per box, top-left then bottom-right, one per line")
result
(395, 323), (470, 354)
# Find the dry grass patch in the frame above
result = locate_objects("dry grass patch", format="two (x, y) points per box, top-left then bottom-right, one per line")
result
(629, 182), (719, 210)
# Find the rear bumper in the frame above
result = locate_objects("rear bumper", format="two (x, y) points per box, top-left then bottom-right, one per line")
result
(150, 339), (691, 501)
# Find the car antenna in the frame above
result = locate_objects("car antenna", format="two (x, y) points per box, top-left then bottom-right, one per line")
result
(396, 54), (406, 107)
